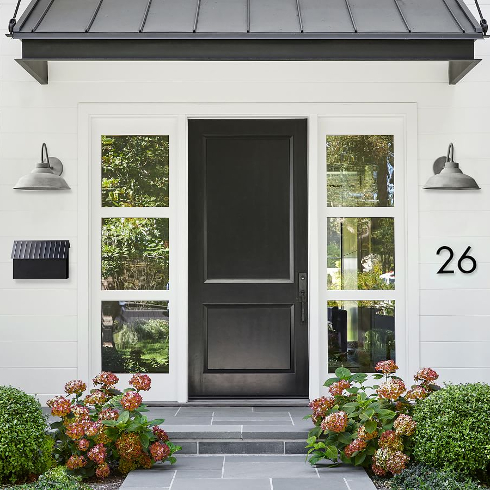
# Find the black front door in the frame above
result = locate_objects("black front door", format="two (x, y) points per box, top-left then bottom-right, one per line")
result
(188, 119), (308, 398)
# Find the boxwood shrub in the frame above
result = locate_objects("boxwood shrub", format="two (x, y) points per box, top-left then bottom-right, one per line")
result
(412, 383), (490, 479)
(0, 386), (52, 484)
(391, 464), (484, 490)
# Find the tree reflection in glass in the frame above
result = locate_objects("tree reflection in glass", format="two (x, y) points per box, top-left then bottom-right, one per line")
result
(328, 300), (395, 373)
(101, 301), (169, 373)
(326, 135), (394, 207)
(327, 217), (394, 290)
(102, 135), (169, 208)
(101, 218), (169, 290)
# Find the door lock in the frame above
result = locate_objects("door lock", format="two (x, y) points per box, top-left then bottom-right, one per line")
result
(298, 272), (307, 323)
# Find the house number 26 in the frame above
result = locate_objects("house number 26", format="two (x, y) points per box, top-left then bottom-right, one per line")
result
(437, 246), (477, 274)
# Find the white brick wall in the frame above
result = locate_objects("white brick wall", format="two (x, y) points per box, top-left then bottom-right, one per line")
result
(0, 0), (489, 401)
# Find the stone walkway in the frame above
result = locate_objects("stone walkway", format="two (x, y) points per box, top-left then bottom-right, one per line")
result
(120, 455), (377, 489)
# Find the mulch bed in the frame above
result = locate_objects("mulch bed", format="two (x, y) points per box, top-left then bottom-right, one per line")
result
(86, 475), (125, 489)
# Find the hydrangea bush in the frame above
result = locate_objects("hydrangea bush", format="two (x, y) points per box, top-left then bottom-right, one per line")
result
(48, 372), (180, 479)
(306, 361), (439, 477)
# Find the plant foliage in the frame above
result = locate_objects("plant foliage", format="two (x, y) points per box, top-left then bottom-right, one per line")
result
(0, 386), (52, 484)
(390, 464), (485, 490)
(48, 372), (180, 480)
(412, 383), (490, 479)
(306, 362), (439, 477)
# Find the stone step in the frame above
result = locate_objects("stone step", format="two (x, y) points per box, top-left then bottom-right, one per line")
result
(172, 439), (309, 455)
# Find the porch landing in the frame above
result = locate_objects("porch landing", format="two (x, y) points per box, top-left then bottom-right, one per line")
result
(119, 406), (376, 489)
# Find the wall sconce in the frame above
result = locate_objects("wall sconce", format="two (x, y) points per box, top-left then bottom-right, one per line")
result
(424, 143), (479, 190)
(14, 143), (70, 190)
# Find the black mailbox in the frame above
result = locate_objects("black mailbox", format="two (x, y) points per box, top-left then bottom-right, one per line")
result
(11, 240), (70, 279)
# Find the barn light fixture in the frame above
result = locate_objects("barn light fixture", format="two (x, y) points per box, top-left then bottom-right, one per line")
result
(14, 143), (70, 190)
(423, 143), (480, 190)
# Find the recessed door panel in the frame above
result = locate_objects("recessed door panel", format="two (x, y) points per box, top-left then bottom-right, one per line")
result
(206, 305), (293, 370)
(205, 137), (292, 281)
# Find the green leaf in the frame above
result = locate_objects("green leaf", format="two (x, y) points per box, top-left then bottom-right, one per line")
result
(378, 409), (396, 419)
(372, 374), (384, 379)
(309, 426), (322, 438)
(307, 436), (317, 446)
(346, 387), (359, 394)
(364, 420), (377, 433)
(338, 432), (353, 444)
(323, 377), (340, 387)
(354, 452), (367, 466)
(303, 414), (312, 420)
(364, 408), (375, 419)
(101, 420), (118, 427)
(350, 373), (368, 384)
(308, 453), (325, 465)
(335, 367), (351, 380)
(118, 410), (130, 424)
(148, 418), (166, 427)
(169, 456), (177, 464)
(325, 445), (338, 461)
(140, 432), (150, 450)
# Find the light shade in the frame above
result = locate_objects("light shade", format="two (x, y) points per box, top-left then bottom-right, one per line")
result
(424, 143), (479, 190)
(14, 143), (70, 191)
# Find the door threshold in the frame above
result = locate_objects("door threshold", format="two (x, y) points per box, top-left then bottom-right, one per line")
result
(147, 399), (309, 407)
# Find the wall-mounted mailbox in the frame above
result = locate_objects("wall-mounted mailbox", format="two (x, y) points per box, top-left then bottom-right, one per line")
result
(11, 240), (70, 279)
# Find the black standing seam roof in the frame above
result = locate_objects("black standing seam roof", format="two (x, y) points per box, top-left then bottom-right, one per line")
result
(13, 0), (482, 38)
(7, 0), (485, 85)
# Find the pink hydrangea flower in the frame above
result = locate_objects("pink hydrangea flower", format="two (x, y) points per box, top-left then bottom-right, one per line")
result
(329, 380), (351, 397)
(65, 422), (85, 440)
(47, 396), (71, 418)
(321, 411), (348, 433)
(375, 360), (399, 374)
(405, 385), (430, 401)
(93, 372), (119, 387)
(309, 396), (335, 423)
(77, 438), (90, 451)
(98, 408), (119, 421)
(96, 463), (111, 479)
(414, 367), (439, 384)
(153, 426), (169, 442)
(66, 455), (87, 470)
(88, 443), (107, 464)
(393, 414), (416, 436)
(64, 380), (87, 396)
(85, 389), (109, 406)
(129, 374), (152, 391)
(121, 391), (143, 411)
(344, 438), (367, 458)
(377, 379), (405, 401)
(150, 442), (171, 461)
(378, 430), (403, 451)
(72, 405), (90, 421)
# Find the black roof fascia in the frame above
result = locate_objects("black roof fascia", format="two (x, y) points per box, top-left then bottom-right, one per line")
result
(15, 37), (480, 85)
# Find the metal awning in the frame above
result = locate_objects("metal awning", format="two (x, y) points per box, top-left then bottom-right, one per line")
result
(8, 0), (487, 85)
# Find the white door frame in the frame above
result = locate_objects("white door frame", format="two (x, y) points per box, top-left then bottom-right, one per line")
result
(78, 102), (418, 402)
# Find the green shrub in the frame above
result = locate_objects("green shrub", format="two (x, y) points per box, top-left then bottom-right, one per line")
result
(3, 467), (92, 490)
(390, 464), (484, 490)
(413, 383), (490, 478)
(0, 386), (52, 484)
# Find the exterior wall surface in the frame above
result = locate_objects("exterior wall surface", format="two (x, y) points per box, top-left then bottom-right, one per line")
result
(0, 0), (489, 403)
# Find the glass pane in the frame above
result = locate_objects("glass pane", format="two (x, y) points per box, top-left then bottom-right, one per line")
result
(101, 218), (169, 290)
(328, 300), (395, 373)
(327, 217), (394, 290)
(102, 135), (169, 207)
(326, 135), (394, 207)
(101, 301), (169, 373)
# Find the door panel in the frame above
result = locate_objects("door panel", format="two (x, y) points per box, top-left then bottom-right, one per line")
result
(188, 119), (308, 398)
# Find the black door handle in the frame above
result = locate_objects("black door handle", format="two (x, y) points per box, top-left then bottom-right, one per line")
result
(298, 272), (307, 323)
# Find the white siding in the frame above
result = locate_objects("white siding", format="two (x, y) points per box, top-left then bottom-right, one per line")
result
(0, 0), (489, 401)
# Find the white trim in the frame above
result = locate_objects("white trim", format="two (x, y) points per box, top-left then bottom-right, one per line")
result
(77, 102), (418, 401)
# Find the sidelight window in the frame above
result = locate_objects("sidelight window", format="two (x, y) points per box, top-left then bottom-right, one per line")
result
(95, 133), (172, 377)
(325, 130), (402, 374)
